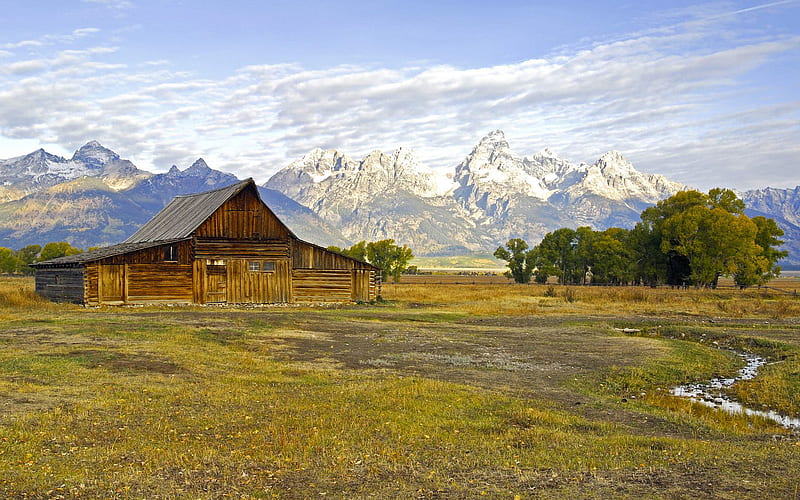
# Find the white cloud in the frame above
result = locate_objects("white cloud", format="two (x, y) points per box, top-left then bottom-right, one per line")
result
(0, 10), (798, 192)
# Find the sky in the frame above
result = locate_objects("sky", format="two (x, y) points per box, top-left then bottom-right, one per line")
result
(0, 0), (798, 191)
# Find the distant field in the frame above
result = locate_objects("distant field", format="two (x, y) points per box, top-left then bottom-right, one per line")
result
(395, 273), (800, 292)
(1, 277), (799, 498)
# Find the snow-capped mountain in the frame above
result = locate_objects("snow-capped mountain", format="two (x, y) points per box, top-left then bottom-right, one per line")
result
(0, 141), (151, 201)
(743, 186), (800, 227)
(266, 147), (485, 253)
(453, 131), (556, 220)
(265, 130), (690, 255)
(267, 147), (450, 222)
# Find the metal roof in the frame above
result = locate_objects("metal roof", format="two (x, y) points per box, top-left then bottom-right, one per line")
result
(125, 179), (257, 243)
(30, 238), (187, 267)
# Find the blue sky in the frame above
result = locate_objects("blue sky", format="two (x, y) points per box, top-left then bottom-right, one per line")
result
(1, 0), (798, 190)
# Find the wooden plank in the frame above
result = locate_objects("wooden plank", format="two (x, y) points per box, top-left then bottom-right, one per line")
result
(34, 268), (86, 304)
(291, 269), (353, 302)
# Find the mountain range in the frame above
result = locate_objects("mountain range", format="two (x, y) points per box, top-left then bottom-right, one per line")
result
(0, 132), (797, 267)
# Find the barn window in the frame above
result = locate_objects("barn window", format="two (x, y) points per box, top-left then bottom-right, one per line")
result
(262, 262), (275, 272)
(164, 245), (178, 262)
(248, 261), (260, 272)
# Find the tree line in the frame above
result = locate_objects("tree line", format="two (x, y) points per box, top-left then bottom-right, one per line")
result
(0, 242), (83, 275)
(494, 188), (789, 288)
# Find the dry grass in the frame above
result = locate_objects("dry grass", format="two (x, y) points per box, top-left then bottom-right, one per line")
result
(382, 282), (800, 318)
(0, 276), (51, 309)
(1, 277), (799, 498)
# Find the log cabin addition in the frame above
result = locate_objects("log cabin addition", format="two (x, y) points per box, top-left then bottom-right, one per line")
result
(32, 179), (380, 305)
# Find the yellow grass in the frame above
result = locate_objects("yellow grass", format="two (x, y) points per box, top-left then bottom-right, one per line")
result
(381, 281), (800, 318)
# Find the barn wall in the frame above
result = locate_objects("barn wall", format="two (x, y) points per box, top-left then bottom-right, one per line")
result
(292, 269), (353, 302)
(34, 267), (85, 304)
(292, 240), (374, 270)
(89, 262), (193, 305)
(195, 187), (290, 240)
(85, 262), (100, 305)
(194, 239), (290, 259)
(291, 240), (379, 302)
(126, 264), (192, 304)
(224, 259), (291, 303)
(99, 240), (193, 265)
(352, 269), (379, 302)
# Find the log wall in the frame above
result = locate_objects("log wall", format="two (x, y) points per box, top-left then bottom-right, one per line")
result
(34, 267), (85, 304)
(126, 263), (192, 303)
(292, 240), (374, 270)
(352, 269), (379, 302)
(194, 239), (290, 259)
(292, 269), (353, 302)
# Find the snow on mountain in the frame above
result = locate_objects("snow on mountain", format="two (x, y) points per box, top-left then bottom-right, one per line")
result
(72, 140), (120, 168)
(265, 146), (485, 253)
(267, 130), (690, 255)
(0, 141), (153, 198)
(741, 186), (800, 267)
(454, 130), (554, 208)
(522, 147), (585, 190)
(742, 186), (800, 227)
(565, 151), (685, 203)
(266, 146), (450, 223)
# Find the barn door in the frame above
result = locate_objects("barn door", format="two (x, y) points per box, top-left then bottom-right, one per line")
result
(99, 264), (125, 304)
(205, 263), (228, 303)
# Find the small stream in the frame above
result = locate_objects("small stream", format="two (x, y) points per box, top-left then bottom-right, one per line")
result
(670, 352), (800, 430)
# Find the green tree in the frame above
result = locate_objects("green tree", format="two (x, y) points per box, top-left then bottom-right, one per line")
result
(708, 187), (745, 214)
(588, 228), (632, 285)
(628, 219), (667, 285)
(661, 202), (762, 288)
(639, 190), (710, 286)
(0, 247), (20, 274)
(536, 228), (579, 284)
(16, 244), (41, 275)
(493, 238), (537, 284)
(733, 216), (788, 287)
(328, 241), (368, 261)
(36, 241), (82, 262)
(365, 239), (413, 283)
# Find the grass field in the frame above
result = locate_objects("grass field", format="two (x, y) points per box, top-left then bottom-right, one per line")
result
(1, 276), (799, 498)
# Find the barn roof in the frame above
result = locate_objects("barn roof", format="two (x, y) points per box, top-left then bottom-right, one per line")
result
(125, 178), (294, 243)
(30, 238), (187, 267)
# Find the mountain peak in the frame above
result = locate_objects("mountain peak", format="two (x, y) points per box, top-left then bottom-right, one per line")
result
(186, 158), (210, 173)
(475, 130), (508, 150)
(594, 151), (637, 177)
(72, 141), (120, 169)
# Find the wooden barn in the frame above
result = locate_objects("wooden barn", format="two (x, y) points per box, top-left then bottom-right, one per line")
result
(32, 179), (380, 305)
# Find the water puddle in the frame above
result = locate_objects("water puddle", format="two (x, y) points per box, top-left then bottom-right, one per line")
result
(671, 352), (800, 430)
